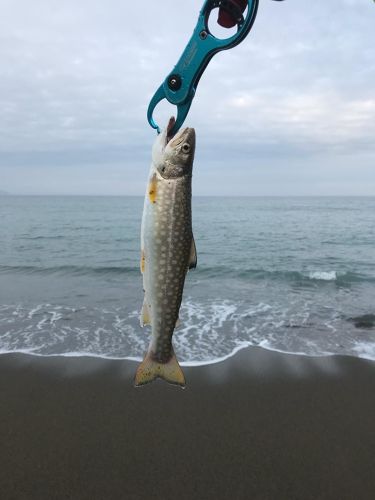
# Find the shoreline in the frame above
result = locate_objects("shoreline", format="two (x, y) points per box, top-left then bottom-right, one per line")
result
(1, 347), (375, 499)
(1, 344), (375, 366)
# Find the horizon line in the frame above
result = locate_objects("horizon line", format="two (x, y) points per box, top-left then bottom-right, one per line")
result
(1, 194), (375, 198)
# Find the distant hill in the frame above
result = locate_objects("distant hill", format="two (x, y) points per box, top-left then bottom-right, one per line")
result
(0, 190), (10, 195)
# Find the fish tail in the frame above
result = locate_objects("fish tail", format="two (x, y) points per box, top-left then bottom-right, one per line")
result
(134, 349), (185, 388)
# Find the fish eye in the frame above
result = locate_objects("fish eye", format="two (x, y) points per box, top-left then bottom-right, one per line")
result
(182, 143), (190, 153)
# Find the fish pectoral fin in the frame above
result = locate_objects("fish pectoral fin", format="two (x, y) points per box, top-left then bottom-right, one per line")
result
(134, 349), (186, 388)
(148, 173), (158, 204)
(140, 300), (151, 327)
(175, 316), (181, 328)
(188, 235), (197, 270)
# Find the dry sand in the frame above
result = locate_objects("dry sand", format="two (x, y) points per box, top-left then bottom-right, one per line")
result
(0, 348), (374, 500)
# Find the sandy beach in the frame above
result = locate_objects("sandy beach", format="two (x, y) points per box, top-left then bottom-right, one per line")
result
(0, 348), (374, 500)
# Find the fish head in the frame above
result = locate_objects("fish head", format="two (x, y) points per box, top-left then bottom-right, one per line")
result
(152, 117), (195, 179)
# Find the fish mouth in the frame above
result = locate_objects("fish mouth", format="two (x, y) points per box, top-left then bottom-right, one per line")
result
(164, 116), (177, 147)
(164, 116), (193, 148)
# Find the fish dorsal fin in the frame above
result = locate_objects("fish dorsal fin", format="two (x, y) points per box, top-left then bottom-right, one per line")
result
(188, 235), (197, 269)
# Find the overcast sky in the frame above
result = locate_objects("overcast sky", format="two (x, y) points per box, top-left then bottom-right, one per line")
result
(1, 0), (374, 195)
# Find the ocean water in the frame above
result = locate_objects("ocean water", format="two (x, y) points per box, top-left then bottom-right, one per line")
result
(0, 195), (375, 364)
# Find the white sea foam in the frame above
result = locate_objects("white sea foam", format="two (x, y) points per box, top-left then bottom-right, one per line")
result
(1, 299), (375, 365)
(257, 339), (333, 358)
(0, 344), (338, 367)
(308, 271), (337, 281)
(353, 342), (375, 361)
(28, 304), (44, 319)
(240, 303), (272, 317)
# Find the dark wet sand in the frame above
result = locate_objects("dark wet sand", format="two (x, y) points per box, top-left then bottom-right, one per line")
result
(0, 349), (374, 500)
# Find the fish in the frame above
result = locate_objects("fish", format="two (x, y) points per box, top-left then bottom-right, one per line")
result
(134, 117), (196, 388)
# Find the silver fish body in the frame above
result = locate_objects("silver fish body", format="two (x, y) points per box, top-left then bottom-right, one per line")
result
(135, 118), (196, 387)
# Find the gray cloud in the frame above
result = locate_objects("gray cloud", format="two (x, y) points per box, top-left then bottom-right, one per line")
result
(0, 0), (374, 195)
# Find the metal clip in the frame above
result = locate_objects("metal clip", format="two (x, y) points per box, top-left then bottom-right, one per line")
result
(147, 0), (259, 135)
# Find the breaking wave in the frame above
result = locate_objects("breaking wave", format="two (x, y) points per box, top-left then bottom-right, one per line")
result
(0, 264), (373, 284)
(1, 298), (375, 364)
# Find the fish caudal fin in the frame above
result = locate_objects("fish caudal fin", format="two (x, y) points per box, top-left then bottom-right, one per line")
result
(134, 350), (186, 388)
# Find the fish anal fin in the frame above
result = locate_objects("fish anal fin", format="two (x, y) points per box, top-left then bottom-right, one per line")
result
(134, 350), (185, 388)
(188, 236), (197, 270)
(140, 300), (151, 327)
